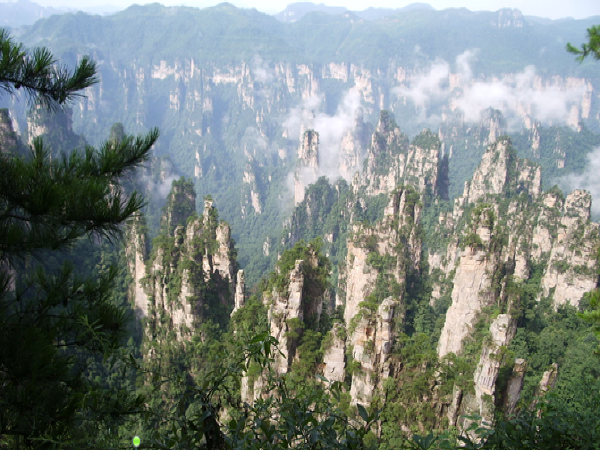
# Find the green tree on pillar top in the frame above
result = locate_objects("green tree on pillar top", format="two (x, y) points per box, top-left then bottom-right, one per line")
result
(0, 29), (158, 448)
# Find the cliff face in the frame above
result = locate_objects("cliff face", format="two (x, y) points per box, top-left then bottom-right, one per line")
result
(128, 180), (238, 342)
(0, 109), (20, 154)
(295, 130), (320, 204)
(421, 138), (599, 427)
(126, 214), (150, 320)
(277, 132), (599, 426)
(9, 24), (594, 291)
(358, 112), (440, 198)
(459, 314), (516, 425)
(264, 245), (327, 372)
(66, 58), (598, 150)
(9, 47), (588, 234)
(338, 187), (424, 405)
(539, 190), (599, 307)
(266, 259), (308, 374)
(349, 297), (399, 407)
(344, 187), (423, 326)
(434, 138), (598, 357)
(26, 106), (86, 152)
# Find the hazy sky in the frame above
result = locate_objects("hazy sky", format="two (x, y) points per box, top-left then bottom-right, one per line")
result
(7, 0), (600, 20)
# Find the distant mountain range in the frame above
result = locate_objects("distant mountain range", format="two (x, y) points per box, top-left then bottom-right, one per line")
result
(275, 2), (435, 22)
(1, 0), (598, 30)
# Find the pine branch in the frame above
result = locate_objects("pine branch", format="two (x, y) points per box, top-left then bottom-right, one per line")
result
(0, 29), (99, 108)
(0, 128), (159, 256)
(567, 25), (600, 63)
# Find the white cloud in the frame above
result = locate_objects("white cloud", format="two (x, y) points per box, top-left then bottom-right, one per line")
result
(395, 51), (588, 127)
(456, 49), (477, 82)
(241, 126), (269, 157)
(252, 55), (274, 84)
(311, 89), (362, 179)
(283, 94), (323, 141)
(283, 89), (365, 202)
(141, 172), (179, 202)
(395, 60), (450, 111)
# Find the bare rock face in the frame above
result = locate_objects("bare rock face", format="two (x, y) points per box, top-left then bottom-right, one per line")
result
(437, 247), (495, 358)
(295, 130), (320, 204)
(213, 222), (236, 281)
(135, 182), (237, 342)
(503, 358), (527, 415)
(437, 200), (502, 357)
(242, 162), (262, 216)
(531, 191), (563, 259)
(126, 215), (150, 319)
(360, 112), (440, 198)
(337, 107), (372, 181)
(322, 323), (347, 382)
(338, 187), (423, 406)
(26, 105), (83, 148)
(538, 363), (559, 396)
(540, 190), (599, 308)
(232, 270), (245, 316)
(492, 8), (524, 28)
(458, 139), (512, 206)
(0, 109), (19, 154)
(460, 315), (516, 425)
(267, 260), (306, 373)
(433, 137), (598, 360)
(349, 297), (398, 407)
(344, 187), (422, 329)
(484, 109), (506, 145)
(529, 121), (541, 157)
(343, 233), (378, 327)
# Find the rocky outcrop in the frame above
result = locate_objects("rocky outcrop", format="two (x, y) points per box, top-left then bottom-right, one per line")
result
(242, 161), (262, 216)
(343, 235), (378, 327)
(433, 137), (598, 358)
(232, 270), (245, 316)
(26, 106), (85, 151)
(138, 181), (237, 341)
(295, 130), (320, 204)
(337, 187), (424, 405)
(454, 138), (540, 211)
(322, 323), (346, 382)
(267, 259), (305, 373)
(492, 8), (524, 28)
(537, 363), (559, 396)
(539, 190), (599, 308)
(349, 297), (398, 407)
(161, 179), (196, 234)
(344, 187), (422, 328)
(264, 252), (328, 374)
(126, 214), (150, 319)
(459, 315), (516, 425)
(437, 245), (496, 358)
(437, 199), (505, 358)
(503, 358), (527, 415)
(0, 109), (20, 154)
(338, 107), (371, 181)
(360, 112), (441, 198)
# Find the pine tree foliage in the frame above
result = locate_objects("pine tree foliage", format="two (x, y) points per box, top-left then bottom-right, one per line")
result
(0, 29), (98, 108)
(0, 30), (158, 448)
(567, 25), (600, 62)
